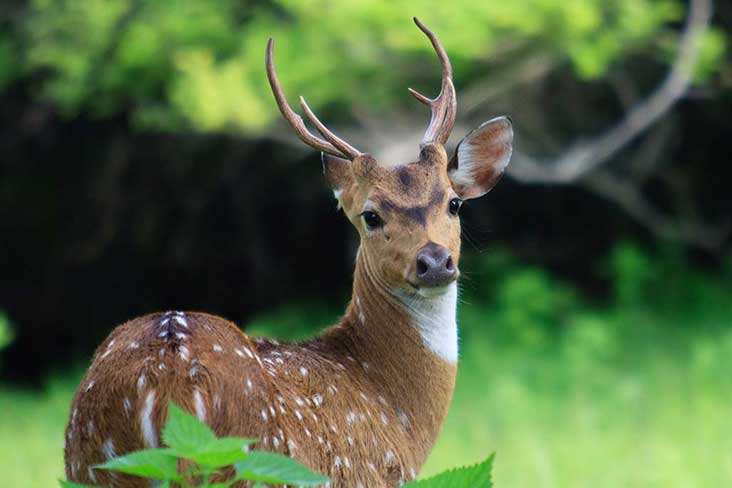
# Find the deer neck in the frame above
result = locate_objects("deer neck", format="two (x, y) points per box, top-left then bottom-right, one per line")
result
(319, 251), (459, 459)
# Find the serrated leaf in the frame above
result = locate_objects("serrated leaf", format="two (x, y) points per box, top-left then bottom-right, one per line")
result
(233, 451), (329, 486)
(59, 481), (97, 488)
(403, 454), (494, 488)
(166, 436), (257, 468)
(162, 401), (217, 455)
(95, 448), (180, 480)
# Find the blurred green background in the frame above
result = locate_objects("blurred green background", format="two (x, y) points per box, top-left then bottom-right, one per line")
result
(1, 0), (731, 486)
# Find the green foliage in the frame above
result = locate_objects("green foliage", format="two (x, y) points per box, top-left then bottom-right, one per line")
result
(404, 454), (493, 487)
(0, 311), (14, 372)
(97, 448), (181, 480)
(59, 482), (95, 488)
(232, 451), (329, 485)
(84, 402), (327, 487)
(0, 311), (13, 352)
(0, 35), (19, 90)
(6, 0), (709, 132)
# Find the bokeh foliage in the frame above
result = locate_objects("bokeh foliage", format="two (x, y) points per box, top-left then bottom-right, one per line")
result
(9, 0), (723, 132)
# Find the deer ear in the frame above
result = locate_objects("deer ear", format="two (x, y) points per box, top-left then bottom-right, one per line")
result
(322, 153), (354, 204)
(448, 116), (513, 200)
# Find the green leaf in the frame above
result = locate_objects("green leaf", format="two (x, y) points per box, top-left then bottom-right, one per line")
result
(233, 451), (329, 486)
(162, 401), (217, 455)
(59, 481), (97, 488)
(95, 448), (180, 480)
(168, 436), (256, 468)
(403, 454), (494, 488)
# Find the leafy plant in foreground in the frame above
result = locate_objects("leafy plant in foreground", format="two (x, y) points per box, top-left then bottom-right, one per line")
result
(60, 402), (328, 487)
(59, 401), (494, 487)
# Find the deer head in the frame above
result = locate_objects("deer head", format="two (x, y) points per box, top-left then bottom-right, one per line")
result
(266, 17), (513, 299)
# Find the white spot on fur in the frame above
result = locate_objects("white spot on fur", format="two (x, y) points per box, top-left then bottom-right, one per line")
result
(88, 466), (97, 482)
(123, 397), (131, 416)
(179, 345), (190, 361)
(386, 449), (395, 464)
(140, 390), (157, 448)
(396, 282), (458, 363)
(128, 342), (139, 349)
(102, 438), (116, 460)
(213, 344), (223, 352)
(399, 410), (410, 429)
(172, 314), (188, 328)
(300, 367), (308, 376)
(194, 390), (206, 422)
(85, 381), (95, 392)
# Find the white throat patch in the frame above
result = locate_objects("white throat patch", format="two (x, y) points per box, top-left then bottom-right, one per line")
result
(396, 282), (458, 363)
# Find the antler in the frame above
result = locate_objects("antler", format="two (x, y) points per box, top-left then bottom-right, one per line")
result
(409, 17), (457, 147)
(265, 38), (362, 160)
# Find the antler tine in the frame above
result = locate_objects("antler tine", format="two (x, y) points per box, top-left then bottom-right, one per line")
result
(409, 17), (457, 147)
(266, 38), (360, 159)
(299, 96), (362, 160)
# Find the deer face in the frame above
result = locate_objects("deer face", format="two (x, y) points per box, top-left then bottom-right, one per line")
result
(266, 17), (513, 296)
(323, 118), (512, 296)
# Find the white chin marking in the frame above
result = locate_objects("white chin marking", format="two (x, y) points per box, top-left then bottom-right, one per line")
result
(397, 282), (458, 363)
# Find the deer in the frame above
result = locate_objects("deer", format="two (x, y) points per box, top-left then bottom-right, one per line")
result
(64, 17), (513, 488)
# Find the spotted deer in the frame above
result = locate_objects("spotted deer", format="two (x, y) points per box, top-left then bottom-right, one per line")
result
(64, 17), (513, 488)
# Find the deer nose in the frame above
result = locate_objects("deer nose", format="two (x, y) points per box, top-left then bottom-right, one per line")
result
(415, 243), (456, 288)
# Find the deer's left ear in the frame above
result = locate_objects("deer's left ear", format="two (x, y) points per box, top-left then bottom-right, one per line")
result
(448, 116), (513, 200)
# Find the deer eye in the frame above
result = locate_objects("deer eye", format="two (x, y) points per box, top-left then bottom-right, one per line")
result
(449, 198), (463, 216)
(362, 211), (383, 230)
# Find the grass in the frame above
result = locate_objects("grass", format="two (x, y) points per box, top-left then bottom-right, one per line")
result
(2, 244), (732, 487)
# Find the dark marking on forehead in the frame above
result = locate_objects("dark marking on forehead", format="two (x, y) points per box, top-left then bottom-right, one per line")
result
(377, 185), (446, 226)
(397, 166), (413, 189)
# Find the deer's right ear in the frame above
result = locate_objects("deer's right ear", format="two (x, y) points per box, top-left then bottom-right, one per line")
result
(448, 116), (513, 200)
(322, 153), (354, 206)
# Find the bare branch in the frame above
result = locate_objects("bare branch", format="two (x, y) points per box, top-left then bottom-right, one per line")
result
(509, 0), (713, 184)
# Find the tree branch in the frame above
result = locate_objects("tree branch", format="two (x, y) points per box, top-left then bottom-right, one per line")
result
(508, 0), (713, 184)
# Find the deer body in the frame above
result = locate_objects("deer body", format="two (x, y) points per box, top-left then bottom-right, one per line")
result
(65, 17), (513, 488)
(65, 257), (457, 487)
